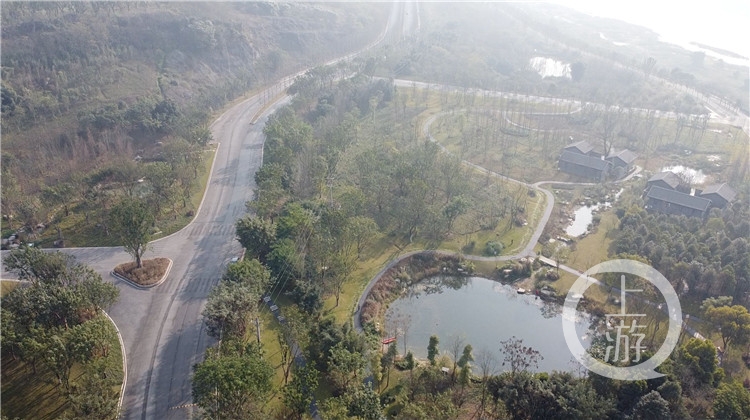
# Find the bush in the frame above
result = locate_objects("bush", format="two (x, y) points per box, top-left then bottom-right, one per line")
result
(484, 241), (504, 256)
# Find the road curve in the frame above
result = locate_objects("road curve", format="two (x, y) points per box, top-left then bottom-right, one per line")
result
(0, 3), (406, 419)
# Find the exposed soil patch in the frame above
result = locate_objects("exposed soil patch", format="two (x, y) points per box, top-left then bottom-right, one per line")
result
(114, 258), (171, 286)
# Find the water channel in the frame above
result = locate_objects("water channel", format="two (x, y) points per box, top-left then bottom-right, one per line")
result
(384, 276), (592, 373)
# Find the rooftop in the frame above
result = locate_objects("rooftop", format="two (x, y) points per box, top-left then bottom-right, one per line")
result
(606, 148), (638, 164)
(646, 186), (711, 211)
(563, 140), (593, 155)
(647, 171), (681, 190)
(699, 183), (737, 202)
(559, 150), (611, 171)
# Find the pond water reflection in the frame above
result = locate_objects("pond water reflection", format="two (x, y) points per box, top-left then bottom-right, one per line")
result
(385, 276), (592, 373)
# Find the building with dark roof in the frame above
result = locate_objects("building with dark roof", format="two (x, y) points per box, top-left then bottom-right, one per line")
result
(646, 186), (711, 218)
(646, 171), (681, 192)
(563, 140), (594, 156)
(698, 183), (737, 208)
(606, 149), (638, 179)
(558, 150), (611, 182)
(606, 149), (638, 169)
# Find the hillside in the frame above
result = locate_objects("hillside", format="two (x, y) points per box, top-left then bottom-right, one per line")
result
(0, 1), (388, 245)
(372, 2), (748, 114)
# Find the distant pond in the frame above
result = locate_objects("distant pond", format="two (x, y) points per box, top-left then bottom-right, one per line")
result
(384, 276), (592, 373)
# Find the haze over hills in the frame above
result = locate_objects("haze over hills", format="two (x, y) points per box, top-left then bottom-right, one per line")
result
(1, 1), (387, 205)
(2, 2), (750, 420)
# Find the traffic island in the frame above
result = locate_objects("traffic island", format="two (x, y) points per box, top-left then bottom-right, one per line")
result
(112, 257), (173, 288)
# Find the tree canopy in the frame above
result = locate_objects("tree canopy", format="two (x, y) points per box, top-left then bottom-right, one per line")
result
(108, 198), (155, 268)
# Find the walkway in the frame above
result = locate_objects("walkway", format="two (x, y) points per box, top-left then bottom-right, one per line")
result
(354, 100), (698, 346)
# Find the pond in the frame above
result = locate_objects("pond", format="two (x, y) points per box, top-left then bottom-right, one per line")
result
(384, 276), (592, 373)
(565, 189), (622, 237)
(565, 203), (603, 237)
(660, 165), (707, 184)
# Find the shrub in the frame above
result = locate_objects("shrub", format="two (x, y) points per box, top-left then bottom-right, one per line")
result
(484, 241), (503, 256)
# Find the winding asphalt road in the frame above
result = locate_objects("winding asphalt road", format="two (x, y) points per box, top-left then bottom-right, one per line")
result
(0, 3), (412, 420)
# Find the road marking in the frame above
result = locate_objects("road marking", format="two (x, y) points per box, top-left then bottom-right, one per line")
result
(169, 403), (197, 410)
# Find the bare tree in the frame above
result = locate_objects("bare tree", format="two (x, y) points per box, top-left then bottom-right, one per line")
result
(499, 336), (543, 376)
(475, 348), (498, 416)
(447, 335), (465, 383)
(598, 106), (623, 158)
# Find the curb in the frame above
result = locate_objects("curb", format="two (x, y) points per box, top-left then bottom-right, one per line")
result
(110, 258), (173, 290)
(150, 144), (220, 245)
(101, 309), (127, 419)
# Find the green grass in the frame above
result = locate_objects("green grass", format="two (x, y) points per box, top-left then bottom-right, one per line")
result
(257, 306), (288, 416)
(0, 314), (124, 420)
(566, 209), (618, 272)
(32, 147), (217, 248)
(152, 148), (217, 240)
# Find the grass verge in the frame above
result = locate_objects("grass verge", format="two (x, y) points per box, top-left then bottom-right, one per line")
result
(0, 313), (124, 420)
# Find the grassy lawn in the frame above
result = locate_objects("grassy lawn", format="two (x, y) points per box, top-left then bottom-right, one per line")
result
(566, 209), (618, 273)
(0, 314), (124, 420)
(257, 305), (288, 416)
(30, 147), (216, 248)
(152, 147), (217, 240)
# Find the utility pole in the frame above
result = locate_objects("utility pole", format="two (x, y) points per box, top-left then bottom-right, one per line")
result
(255, 317), (261, 344)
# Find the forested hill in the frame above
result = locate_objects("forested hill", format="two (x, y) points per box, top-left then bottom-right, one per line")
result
(0, 1), (387, 204)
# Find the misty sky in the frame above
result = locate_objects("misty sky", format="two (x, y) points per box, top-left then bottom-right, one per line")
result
(551, 0), (750, 61)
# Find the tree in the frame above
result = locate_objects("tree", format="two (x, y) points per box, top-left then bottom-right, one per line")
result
(65, 359), (120, 420)
(456, 344), (474, 405)
(145, 161), (178, 214)
(704, 305), (750, 351)
(713, 380), (750, 420)
(446, 336), (465, 383)
(674, 338), (724, 388)
(282, 363), (319, 420)
(475, 349), (497, 414)
(16, 196), (42, 232)
(345, 215), (378, 258)
(235, 216), (277, 263)
(381, 343), (398, 389)
(192, 344), (273, 420)
(442, 196), (470, 234)
(491, 371), (613, 420)
(642, 57), (657, 79)
(632, 390), (671, 420)
(109, 198), (154, 268)
(346, 384), (381, 420)
(499, 336), (543, 375)
(328, 341), (366, 394)
(3, 248), (119, 330)
(42, 183), (75, 216)
(202, 282), (257, 340)
(458, 344), (474, 369)
(404, 351), (417, 387)
(427, 335), (440, 366)
(222, 258), (271, 295)
(699, 296), (733, 312)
